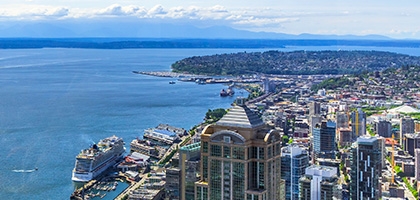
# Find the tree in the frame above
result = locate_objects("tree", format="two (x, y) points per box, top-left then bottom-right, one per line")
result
(205, 108), (227, 122)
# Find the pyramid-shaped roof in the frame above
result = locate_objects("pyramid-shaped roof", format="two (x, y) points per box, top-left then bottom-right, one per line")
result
(216, 105), (264, 129)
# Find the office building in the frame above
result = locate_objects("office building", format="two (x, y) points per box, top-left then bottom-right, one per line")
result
(336, 112), (349, 129)
(338, 127), (352, 147)
(415, 149), (420, 192)
(281, 146), (309, 200)
(312, 121), (336, 159)
(179, 142), (201, 200)
(195, 98), (284, 200)
(403, 133), (420, 157)
(349, 136), (382, 200)
(310, 102), (321, 116)
(400, 116), (415, 146)
(351, 108), (366, 138)
(299, 165), (341, 200)
(166, 168), (181, 200)
(375, 120), (392, 138)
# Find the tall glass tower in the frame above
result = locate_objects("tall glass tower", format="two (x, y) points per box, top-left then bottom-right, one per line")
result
(349, 136), (382, 200)
(281, 146), (309, 200)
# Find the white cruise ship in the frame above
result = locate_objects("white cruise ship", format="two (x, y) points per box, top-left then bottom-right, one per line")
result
(72, 135), (125, 182)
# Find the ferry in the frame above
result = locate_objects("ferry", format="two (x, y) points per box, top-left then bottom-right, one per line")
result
(72, 135), (125, 182)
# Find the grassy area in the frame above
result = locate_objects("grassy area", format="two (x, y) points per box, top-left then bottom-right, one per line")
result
(403, 177), (418, 198)
(393, 164), (419, 198)
(406, 112), (420, 120)
(366, 124), (375, 136)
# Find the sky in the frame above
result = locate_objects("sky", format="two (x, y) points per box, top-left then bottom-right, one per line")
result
(0, 0), (419, 39)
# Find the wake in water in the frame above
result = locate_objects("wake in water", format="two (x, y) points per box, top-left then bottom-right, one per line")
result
(12, 168), (38, 173)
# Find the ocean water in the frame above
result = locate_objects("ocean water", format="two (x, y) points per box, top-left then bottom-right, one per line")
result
(0, 46), (419, 200)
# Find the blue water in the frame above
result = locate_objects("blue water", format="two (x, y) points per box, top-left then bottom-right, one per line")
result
(0, 46), (419, 200)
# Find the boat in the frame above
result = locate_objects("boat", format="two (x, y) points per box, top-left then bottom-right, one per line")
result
(169, 81), (176, 84)
(72, 135), (125, 182)
(220, 87), (234, 97)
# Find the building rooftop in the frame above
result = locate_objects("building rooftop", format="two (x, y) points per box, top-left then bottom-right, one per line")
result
(180, 142), (200, 151)
(216, 105), (264, 129)
(305, 165), (337, 178)
(357, 136), (378, 144)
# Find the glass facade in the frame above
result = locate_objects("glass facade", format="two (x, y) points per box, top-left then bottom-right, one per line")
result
(203, 141), (208, 153)
(232, 147), (244, 160)
(196, 186), (209, 200)
(210, 159), (222, 199)
(211, 145), (221, 157)
(223, 146), (231, 158)
(203, 156), (208, 181)
(232, 162), (245, 199)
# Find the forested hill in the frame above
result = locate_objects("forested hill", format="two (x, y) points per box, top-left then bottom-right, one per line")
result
(171, 50), (420, 75)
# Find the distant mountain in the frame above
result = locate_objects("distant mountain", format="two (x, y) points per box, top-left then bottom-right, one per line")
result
(0, 20), (392, 40)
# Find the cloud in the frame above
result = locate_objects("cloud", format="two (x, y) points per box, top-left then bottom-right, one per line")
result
(148, 5), (166, 15)
(96, 4), (147, 17)
(0, 3), (418, 39)
(0, 5), (70, 19)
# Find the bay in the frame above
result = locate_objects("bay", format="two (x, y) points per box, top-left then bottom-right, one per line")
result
(0, 46), (419, 200)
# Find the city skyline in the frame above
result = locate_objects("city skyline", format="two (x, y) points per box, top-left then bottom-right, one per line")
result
(0, 0), (419, 39)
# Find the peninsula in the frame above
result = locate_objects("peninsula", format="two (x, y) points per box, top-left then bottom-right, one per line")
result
(171, 50), (420, 75)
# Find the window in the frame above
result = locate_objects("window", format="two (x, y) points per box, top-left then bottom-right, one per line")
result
(258, 147), (265, 159)
(233, 147), (244, 159)
(211, 145), (221, 157)
(223, 146), (231, 158)
(224, 136), (231, 143)
(203, 141), (208, 153)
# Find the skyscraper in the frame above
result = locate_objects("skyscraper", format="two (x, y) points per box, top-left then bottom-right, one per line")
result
(349, 136), (382, 200)
(179, 142), (201, 200)
(281, 146), (309, 200)
(415, 149), (420, 192)
(351, 108), (366, 138)
(403, 133), (420, 157)
(310, 102), (321, 116)
(299, 165), (341, 200)
(312, 121), (336, 159)
(336, 111), (349, 129)
(195, 98), (284, 200)
(375, 120), (392, 138)
(400, 116), (415, 146)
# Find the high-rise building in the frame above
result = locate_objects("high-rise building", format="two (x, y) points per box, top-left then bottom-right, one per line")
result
(403, 133), (420, 157)
(349, 136), (382, 200)
(375, 120), (392, 138)
(312, 121), (336, 159)
(310, 115), (322, 134)
(310, 102), (321, 116)
(415, 149), (420, 191)
(281, 146), (309, 200)
(299, 165), (342, 200)
(336, 112), (349, 129)
(400, 116), (415, 146)
(166, 168), (181, 200)
(351, 108), (366, 138)
(179, 142), (201, 200)
(338, 127), (352, 147)
(195, 98), (284, 200)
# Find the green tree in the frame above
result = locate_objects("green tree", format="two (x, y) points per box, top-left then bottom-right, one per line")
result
(205, 108), (227, 122)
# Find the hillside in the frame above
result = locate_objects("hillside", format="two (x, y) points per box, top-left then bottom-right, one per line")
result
(171, 50), (420, 75)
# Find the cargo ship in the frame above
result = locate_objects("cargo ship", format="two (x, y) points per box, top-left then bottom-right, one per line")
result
(72, 135), (125, 182)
